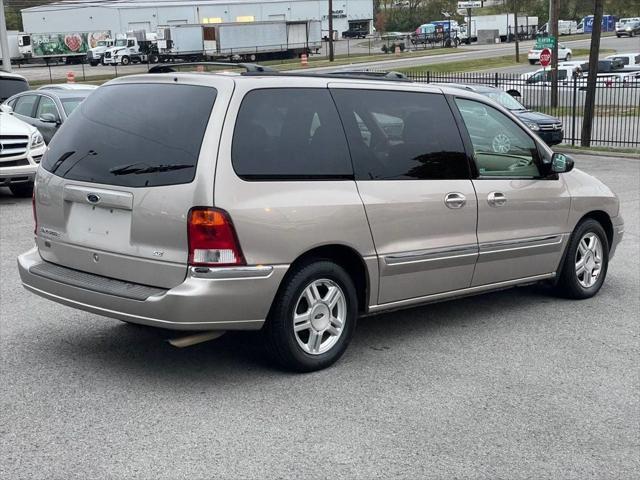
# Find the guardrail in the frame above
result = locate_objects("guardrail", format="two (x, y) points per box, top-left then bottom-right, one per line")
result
(406, 71), (640, 148)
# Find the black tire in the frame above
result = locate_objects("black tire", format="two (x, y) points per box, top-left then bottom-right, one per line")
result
(89, 60), (99, 67)
(264, 260), (358, 372)
(120, 56), (130, 66)
(529, 59), (536, 65)
(555, 219), (609, 299)
(9, 182), (34, 198)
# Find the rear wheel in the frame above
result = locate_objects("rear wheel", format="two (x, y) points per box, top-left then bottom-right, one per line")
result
(555, 219), (609, 299)
(9, 182), (34, 198)
(529, 59), (536, 65)
(264, 260), (357, 372)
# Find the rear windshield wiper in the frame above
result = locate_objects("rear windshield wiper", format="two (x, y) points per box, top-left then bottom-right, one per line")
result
(109, 163), (194, 176)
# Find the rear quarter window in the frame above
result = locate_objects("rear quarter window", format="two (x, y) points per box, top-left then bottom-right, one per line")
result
(231, 88), (353, 180)
(42, 83), (216, 187)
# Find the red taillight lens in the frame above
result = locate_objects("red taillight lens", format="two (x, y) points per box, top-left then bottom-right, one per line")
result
(187, 207), (245, 266)
(32, 189), (37, 236)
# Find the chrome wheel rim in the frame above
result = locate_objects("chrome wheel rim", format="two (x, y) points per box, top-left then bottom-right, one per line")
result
(575, 232), (603, 288)
(293, 279), (346, 355)
(492, 133), (511, 153)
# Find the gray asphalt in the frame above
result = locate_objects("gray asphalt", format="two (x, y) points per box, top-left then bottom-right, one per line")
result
(10, 35), (638, 82)
(1, 154), (638, 479)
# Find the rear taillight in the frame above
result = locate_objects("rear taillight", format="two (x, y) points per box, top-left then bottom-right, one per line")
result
(187, 207), (245, 267)
(32, 189), (37, 236)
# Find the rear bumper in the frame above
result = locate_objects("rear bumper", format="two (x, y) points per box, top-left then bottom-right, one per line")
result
(18, 247), (288, 331)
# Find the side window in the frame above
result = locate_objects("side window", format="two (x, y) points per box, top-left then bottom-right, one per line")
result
(128, 40), (135, 47)
(455, 98), (541, 178)
(231, 88), (352, 179)
(331, 89), (469, 180)
(36, 96), (59, 119)
(13, 95), (38, 117)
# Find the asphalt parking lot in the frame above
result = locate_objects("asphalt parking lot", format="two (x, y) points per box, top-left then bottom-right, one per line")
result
(1, 153), (638, 479)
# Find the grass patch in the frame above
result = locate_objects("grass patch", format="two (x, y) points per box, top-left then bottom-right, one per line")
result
(397, 48), (615, 74)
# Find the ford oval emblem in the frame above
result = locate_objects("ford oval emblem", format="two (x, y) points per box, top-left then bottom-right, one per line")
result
(87, 193), (101, 204)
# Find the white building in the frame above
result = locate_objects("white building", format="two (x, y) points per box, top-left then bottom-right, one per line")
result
(21, 0), (374, 37)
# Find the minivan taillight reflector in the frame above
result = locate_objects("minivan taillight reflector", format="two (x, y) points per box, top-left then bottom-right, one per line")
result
(187, 208), (245, 267)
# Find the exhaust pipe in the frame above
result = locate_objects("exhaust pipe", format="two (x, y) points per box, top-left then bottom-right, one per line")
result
(168, 331), (226, 348)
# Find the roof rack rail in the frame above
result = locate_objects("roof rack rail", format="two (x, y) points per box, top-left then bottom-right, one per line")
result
(148, 62), (276, 74)
(327, 70), (411, 81)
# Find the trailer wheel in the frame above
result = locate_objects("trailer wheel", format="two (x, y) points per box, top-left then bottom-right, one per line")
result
(120, 56), (130, 66)
(89, 60), (99, 67)
(148, 54), (159, 63)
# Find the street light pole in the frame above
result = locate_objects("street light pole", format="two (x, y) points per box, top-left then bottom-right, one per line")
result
(328, 0), (334, 62)
(0, 0), (13, 72)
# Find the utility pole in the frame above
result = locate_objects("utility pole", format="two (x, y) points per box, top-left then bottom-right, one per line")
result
(550, 0), (559, 107)
(581, 0), (604, 147)
(328, 0), (334, 62)
(0, 0), (13, 72)
(513, 0), (519, 62)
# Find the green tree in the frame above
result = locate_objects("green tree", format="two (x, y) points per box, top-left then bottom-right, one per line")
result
(4, 6), (23, 31)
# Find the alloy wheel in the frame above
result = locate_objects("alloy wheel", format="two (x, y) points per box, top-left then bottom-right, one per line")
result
(293, 279), (346, 355)
(575, 232), (603, 288)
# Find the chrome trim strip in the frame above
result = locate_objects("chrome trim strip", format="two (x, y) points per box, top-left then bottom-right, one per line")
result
(384, 244), (479, 265)
(189, 265), (274, 279)
(479, 234), (562, 251)
(368, 273), (556, 313)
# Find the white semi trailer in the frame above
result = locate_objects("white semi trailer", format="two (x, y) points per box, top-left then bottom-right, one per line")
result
(163, 20), (321, 61)
(460, 14), (539, 43)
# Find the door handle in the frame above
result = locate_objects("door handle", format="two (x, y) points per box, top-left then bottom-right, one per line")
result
(488, 191), (507, 207)
(444, 192), (466, 209)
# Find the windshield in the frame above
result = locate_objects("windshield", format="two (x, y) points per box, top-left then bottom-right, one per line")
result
(483, 91), (526, 110)
(115, 39), (127, 46)
(97, 40), (109, 47)
(61, 97), (85, 116)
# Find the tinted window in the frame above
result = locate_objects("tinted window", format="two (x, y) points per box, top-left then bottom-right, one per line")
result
(0, 77), (29, 102)
(455, 98), (541, 177)
(36, 96), (59, 118)
(331, 89), (469, 180)
(14, 95), (38, 117)
(232, 88), (352, 179)
(42, 83), (216, 187)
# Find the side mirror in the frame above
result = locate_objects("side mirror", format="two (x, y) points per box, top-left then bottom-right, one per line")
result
(551, 152), (574, 173)
(39, 113), (60, 124)
(0, 104), (13, 114)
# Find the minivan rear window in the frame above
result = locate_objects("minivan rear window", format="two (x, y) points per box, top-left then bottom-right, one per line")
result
(42, 83), (216, 188)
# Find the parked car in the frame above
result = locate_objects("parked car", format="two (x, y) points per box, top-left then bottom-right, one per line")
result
(436, 83), (564, 145)
(0, 104), (46, 197)
(528, 44), (572, 64)
(615, 20), (640, 37)
(342, 29), (368, 39)
(604, 52), (640, 69)
(37, 84), (99, 91)
(18, 68), (624, 372)
(0, 71), (29, 102)
(3, 89), (92, 144)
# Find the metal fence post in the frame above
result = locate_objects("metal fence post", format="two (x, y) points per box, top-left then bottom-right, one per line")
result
(494, 72), (498, 87)
(571, 77), (578, 146)
(81, 61), (85, 81)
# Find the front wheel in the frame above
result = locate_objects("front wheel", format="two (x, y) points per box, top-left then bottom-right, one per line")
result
(555, 219), (609, 299)
(264, 260), (358, 372)
(120, 56), (130, 66)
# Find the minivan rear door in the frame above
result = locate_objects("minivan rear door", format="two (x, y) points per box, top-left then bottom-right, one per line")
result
(331, 85), (478, 305)
(35, 76), (234, 288)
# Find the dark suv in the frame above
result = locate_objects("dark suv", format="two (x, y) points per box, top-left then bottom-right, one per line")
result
(437, 83), (564, 146)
